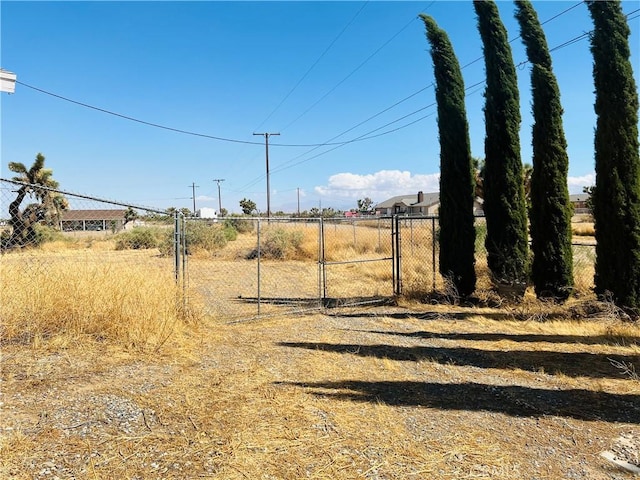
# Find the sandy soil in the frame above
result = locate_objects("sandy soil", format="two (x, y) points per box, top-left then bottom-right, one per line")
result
(1, 304), (639, 479)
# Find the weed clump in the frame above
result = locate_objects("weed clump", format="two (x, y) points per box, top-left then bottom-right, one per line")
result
(248, 228), (305, 260)
(160, 221), (238, 256)
(115, 227), (161, 250)
(224, 217), (254, 234)
(1, 224), (65, 251)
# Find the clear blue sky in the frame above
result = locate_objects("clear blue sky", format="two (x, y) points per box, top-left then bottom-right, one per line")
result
(1, 1), (639, 214)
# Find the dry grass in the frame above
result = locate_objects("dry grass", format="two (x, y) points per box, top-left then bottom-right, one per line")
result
(4, 224), (639, 478)
(573, 223), (596, 237)
(1, 306), (639, 479)
(1, 250), (195, 353)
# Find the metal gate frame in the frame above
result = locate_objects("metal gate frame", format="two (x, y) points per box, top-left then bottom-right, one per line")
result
(319, 216), (397, 305)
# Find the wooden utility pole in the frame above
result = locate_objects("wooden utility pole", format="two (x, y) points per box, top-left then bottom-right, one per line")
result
(213, 179), (225, 216)
(190, 182), (199, 215)
(253, 132), (280, 218)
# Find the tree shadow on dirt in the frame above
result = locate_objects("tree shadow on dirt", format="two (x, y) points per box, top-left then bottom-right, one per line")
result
(278, 379), (640, 424)
(326, 311), (486, 321)
(277, 341), (640, 379)
(325, 300), (619, 322)
(346, 329), (640, 347)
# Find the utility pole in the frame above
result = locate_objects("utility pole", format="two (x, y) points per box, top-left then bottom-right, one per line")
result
(213, 179), (225, 217)
(253, 132), (280, 218)
(297, 188), (300, 217)
(189, 182), (199, 216)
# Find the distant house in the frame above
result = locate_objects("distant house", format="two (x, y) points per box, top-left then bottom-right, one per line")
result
(60, 209), (127, 232)
(374, 191), (440, 216)
(570, 193), (590, 214)
(374, 191), (483, 217)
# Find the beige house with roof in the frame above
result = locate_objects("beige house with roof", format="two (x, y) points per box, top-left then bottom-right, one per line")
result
(374, 191), (484, 217)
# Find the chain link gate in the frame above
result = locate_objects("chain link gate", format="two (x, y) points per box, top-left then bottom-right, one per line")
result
(319, 216), (396, 307)
(392, 215), (441, 298)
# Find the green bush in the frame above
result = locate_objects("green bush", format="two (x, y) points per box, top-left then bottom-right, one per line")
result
(187, 222), (228, 252)
(222, 225), (238, 241)
(250, 228), (304, 260)
(160, 221), (233, 256)
(224, 217), (254, 234)
(115, 227), (160, 250)
(32, 224), (65, 246)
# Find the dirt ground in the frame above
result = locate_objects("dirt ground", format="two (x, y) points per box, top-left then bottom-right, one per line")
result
(1, 304), (639, 479)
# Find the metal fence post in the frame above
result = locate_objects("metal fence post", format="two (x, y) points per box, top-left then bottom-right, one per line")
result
(257, 217), (261, 315)
(317, 218), (324, 305)
(181, 214), (187, 306)
(431, 217), (437, 292)
(174, 211), (180, 283)
(392, 215), (402, 295)
(320, 217), (327, 302)
(352, 219), (356, 246)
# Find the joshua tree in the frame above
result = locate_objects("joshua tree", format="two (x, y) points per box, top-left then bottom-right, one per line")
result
(6, 153), (67, 248)
(239, 198), (257, 215)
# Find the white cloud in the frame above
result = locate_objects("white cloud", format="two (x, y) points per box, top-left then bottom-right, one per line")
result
(313, 170), (595, 205)
(567, 173), (595, 194)
(314, 170), (440, 202)
(196, 195), (217, 201)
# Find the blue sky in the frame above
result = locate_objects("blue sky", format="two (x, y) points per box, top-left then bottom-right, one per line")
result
(1, 1), (639, 214)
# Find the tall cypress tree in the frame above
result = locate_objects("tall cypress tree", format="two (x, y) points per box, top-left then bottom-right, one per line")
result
(420, 14), (476, 297)
(514, 0), (573, 301)
(587, 1), (640, 315)
(474, 0), (529, 294)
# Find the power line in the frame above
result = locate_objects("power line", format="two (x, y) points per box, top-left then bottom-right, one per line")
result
(241, 15), (606, 190)
(14, 1), (587, 153)
(270, 83), (484, 177)
(237, 83), (435, 190)
(15, 81), (263, 146)
(15, 80), (364, 149)
(280, 1), (437, 132)
(16, 79), (425, 150)
(540, 1), (583, 26)
(250, 1), (587, 183)
(253, 1), (370, 132)
(14, 0), (620, 163)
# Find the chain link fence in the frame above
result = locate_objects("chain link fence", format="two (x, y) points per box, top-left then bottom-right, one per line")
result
(1, 177), (175, 260)
(396, 215), (597, 299)
(2, 178), (599, 325)
(1, 178), (183, 346)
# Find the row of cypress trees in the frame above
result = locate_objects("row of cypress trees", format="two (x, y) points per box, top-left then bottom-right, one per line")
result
(420, 0), (640, 316)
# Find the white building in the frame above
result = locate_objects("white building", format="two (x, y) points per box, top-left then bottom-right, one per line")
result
(1, 69), (17, 94)
(197, 207), (218, 220)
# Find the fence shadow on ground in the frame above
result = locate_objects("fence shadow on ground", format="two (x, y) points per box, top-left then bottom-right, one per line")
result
(277, 341), (640, 380)
(277, 379), (640, 424)
(345, 329), (640, 347)
(236, 296), (396, 308)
